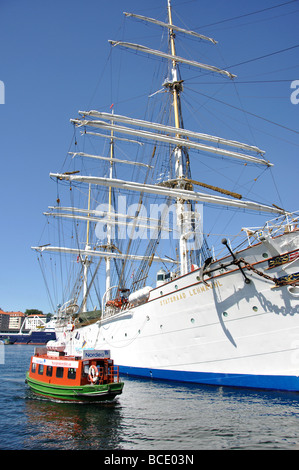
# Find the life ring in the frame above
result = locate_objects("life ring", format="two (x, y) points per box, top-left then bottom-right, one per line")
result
(88, 365), (99, 384)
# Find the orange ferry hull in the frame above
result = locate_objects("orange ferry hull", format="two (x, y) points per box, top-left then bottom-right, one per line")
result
(26, 348), (124, 402)
(26, 372), (124, 402)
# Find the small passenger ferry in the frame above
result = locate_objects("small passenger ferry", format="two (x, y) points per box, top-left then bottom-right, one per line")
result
(26, 342), (124, 402)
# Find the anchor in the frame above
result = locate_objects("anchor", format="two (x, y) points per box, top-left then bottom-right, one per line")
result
(222, 238), (251, 284)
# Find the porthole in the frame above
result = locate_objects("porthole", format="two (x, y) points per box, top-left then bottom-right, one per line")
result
(160, 291), (163, 295)
(175, 285), (178, 289)
(191, 318), (195, 324)
(125, 333), (127, 337)
(223, 311), (228, 317)
(252, 306), (258, 312)
(262, 253), (269, 258)
(288, 285), (299, 297)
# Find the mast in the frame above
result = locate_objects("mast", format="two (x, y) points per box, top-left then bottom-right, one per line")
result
(106, 108), (114, 302)
(82, 185), (91, 312)
(167, 0), (189, 275)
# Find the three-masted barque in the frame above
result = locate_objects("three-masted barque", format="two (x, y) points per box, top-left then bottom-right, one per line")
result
(33, 1), (299, 392)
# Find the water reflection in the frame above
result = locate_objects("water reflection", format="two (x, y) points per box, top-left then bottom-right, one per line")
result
(2, 344), (299, 450)
(24, 393), (124, 450)
(22, 375), (299, 450)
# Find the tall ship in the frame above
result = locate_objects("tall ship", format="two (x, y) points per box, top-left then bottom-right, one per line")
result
(32, 2), (299, 392)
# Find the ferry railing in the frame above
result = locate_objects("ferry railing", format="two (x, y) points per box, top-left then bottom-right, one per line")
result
(107, 366), (120, 383)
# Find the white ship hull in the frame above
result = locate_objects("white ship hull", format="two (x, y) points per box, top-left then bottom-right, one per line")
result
(65, 230), (299, 392)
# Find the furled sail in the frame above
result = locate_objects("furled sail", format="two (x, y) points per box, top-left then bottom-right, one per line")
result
(70, 151), (152, 168)
(123, 12), (218, 44)
(49, 173), (285, 215)
(108, 41), (236, 79)
(32, 245), (178, 264)
(78, 111), (265, 155)
(71, 118), (271, 167)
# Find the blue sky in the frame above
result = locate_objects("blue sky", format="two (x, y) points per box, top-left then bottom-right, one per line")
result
(0, 0), (298, 313)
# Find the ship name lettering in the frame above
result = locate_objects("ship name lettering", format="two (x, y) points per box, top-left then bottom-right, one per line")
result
(160, 292), (186, 306)
(189, 280), (222, 297)
(159, 281), (222, 306)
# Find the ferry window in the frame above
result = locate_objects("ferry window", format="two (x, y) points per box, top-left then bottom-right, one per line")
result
(31, 363), (36, 373)
(56, 367), (64, 378)
(67, 368), (76, 380)
(38, 364), (44, 375)
(157, 274), (164, 281)
(46, 366), (53, 377)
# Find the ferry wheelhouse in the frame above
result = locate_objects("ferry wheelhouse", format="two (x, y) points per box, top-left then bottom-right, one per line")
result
(26, 344), (124, 402)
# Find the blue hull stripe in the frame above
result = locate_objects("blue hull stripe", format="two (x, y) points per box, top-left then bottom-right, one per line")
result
(119, 365), (299, 392)
(0, 331), (56, 344)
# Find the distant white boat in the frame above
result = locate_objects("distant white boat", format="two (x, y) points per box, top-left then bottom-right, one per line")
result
(0, 315), (57, 344)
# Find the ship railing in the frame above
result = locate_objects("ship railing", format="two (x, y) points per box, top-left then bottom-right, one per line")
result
(208, 231), (251, 262)
(242, 210), (299, 244)
(103, 300), (133, 319)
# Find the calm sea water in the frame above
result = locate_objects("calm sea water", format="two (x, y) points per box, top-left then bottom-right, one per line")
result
(0, 344), (299, 451)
